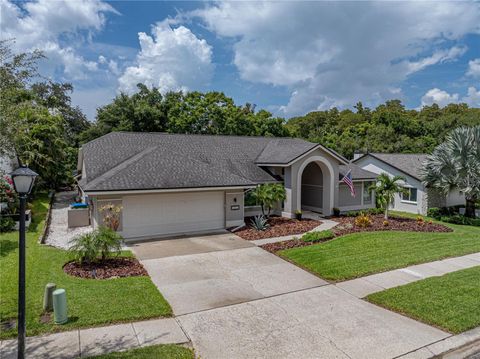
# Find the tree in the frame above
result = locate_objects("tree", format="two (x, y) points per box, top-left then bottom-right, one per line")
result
(422, 126), (480, 218)
(369, 173), (407, 219)
(252, 183), (286, 218)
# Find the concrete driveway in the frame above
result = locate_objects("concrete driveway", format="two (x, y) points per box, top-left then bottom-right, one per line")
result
(132, 233), (327, 314)
(131, 233), (449, 358)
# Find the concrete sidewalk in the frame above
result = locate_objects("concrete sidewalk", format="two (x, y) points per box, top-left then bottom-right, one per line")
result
(0, 318), (189, 359)
(336, 252), (480, 298)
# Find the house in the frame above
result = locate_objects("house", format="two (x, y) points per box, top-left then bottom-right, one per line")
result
(77, 132), (377, 240)
(353, 153), (465, 215)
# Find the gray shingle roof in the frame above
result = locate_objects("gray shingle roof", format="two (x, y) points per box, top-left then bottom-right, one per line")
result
(80, 132), (326, 192)
(339, 164), (378, 180)
(355, 153), (428, 180)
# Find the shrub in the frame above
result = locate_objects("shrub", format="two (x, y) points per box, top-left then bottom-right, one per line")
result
(440, 215), (480, 227)
(416, 216), (424, 224)
(0, 217), (15, 232)
(427, 207), (441, 219)
(69, 231), (98, 265)
(383, 220), (389, 227)
(333, 207), (340, 216)
(345, 208), (383, 217)
(301, 230), (334, 242)
(355, 213), (372, 227)
(250, 215), (269, 231)
(96, 226), (122, 260)
(69, 227), (123, 265)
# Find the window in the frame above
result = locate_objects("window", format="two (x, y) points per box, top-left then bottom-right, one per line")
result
(244, 189), (259, 207)
(363, 181), (373, 204)
(402, 187), (418, 203)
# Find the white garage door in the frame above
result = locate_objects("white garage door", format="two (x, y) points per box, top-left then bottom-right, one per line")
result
(122, 191), (225, 239)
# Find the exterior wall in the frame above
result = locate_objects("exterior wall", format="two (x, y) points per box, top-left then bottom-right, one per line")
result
(338, 181), (376, 212)
(446, 189), (465, 207)
(283, 148), (341, 217)
(225, 190), (244, 227)
(355, 156), (427, 215)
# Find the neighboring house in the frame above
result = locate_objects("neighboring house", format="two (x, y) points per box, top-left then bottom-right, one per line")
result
(353, 153), (465, 215)
(77, 132), (376, 240)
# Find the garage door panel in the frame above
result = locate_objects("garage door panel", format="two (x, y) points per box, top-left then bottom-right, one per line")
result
(122, 191), (225, 238)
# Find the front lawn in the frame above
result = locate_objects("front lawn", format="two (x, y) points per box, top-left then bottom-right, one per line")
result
(0, 194), (172, 339)
(88, 344), (194, 359)
(367, 266), (480, 333)
(278, 220), (480, 281)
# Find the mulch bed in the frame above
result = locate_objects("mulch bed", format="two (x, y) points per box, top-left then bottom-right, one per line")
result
(63, 257), (148, 279)
(332, 214), (452, 236)
(234, 216), (321, 240)
(260, 215), (452, 253)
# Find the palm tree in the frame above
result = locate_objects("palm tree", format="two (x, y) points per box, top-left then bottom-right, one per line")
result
(252, 183), (286, 218)
(369, 173), (407, 219)
(422, 126), (480, 218)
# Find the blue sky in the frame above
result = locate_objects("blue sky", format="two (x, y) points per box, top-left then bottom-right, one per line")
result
(2, 1), (480, 121)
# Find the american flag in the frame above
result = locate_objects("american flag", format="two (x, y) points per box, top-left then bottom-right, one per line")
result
(341, 170), (356, 197)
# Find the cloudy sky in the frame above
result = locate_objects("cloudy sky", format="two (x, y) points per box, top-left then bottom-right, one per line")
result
(2, 0), (480, 120)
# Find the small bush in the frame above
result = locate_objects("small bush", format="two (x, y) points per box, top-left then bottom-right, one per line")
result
(383, 220), (389, 227)
(250, 215), (269, 231)
(416, 216), (424, 224)
(301, 230), (334, 242)
(333, 207), (340, 216)
(355, 213), (372, 227)
(69, 227), (123, 265)
(427, 207), (441, 219)
(0, 217), (15, 233)
(345, 208), (383, 217)
(440, 215), (480, 227)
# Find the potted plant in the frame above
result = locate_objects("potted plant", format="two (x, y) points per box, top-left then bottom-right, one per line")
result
(294, 209), (302, 220)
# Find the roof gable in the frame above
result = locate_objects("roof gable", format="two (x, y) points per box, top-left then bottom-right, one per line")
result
(354, 153), (428, 181)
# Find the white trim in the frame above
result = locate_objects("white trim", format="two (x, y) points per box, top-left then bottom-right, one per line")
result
(400, 200), (418, 205)
(296, 155), (335, 215)
(85, 186), (254, 196)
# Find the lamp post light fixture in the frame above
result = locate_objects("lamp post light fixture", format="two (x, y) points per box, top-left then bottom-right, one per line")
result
(10, 165), (38, 359)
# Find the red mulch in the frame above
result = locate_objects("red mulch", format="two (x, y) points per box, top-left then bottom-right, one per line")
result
(63, 257), (148, 279)
(260, 215), (452, 254)
(332, 215), (452, 236)
(234, 216), (321, 240)
(261, 238), (318, 253)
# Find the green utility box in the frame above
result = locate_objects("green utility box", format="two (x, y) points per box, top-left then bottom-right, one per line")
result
(52, 288), (68, 324)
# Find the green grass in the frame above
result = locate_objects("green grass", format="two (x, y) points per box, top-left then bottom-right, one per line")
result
(0, 194), (172, 339)
(279, 218), (480, 281)
(367, 266), (480, 333)
(301, 230), (334, 242)
(87, 344), (194, 359)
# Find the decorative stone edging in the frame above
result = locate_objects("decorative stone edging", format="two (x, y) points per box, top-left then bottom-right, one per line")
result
(38, 191), (55, 244)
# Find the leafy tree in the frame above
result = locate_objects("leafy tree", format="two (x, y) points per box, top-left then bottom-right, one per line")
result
(80, 85), (290, 142)
(369, 173), (407, 219)
(422, 126), (480, 218)
(14, 107), (75, 189)
(252, 183), (286, 217)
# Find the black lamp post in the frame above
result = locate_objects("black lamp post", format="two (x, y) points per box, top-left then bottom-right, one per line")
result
(10, 165), (38, 359)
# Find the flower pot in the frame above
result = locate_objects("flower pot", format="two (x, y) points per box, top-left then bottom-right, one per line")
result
(295, 213), (302, 220)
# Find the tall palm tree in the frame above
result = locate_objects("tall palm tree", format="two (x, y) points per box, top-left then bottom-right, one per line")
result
(369, 173), (407, 219)
(422, 126), (480, 218)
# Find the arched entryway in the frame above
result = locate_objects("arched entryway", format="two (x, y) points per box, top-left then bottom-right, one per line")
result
(300, 162), (324, 212)
(296, 156), (335, 215)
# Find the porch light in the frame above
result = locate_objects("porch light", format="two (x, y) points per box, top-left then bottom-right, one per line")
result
(10, 165), (38, 195)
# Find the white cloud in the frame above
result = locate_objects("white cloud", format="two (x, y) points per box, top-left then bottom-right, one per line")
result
(466, 58), (480, 78)
(420, 86), (480, 108)
(0, 0), (117, 80)
(464, 86), (480, 106)
(421, 88), (459, 107)
(189, 1), (480, 115)
(118, 21), (213, 94)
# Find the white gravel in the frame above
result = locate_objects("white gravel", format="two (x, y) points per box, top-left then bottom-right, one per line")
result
(44, 191), (93, 250)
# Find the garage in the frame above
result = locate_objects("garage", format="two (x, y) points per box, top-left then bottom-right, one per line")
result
(121, 191), (225, 239)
